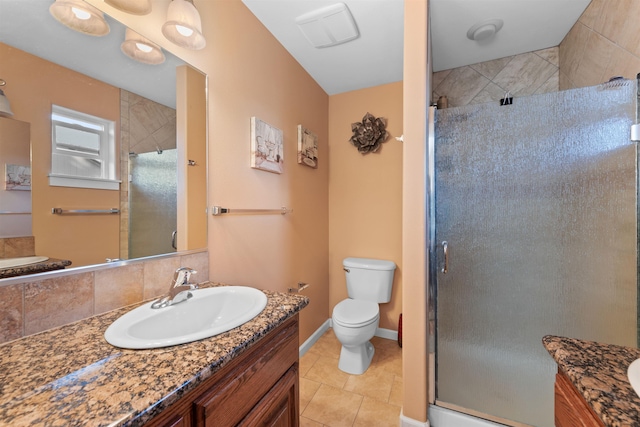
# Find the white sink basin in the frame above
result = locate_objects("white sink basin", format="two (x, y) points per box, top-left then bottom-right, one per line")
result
(629, 358), (640, 398)
(104, 286), (268, 349)
(0, 256), (49, 269)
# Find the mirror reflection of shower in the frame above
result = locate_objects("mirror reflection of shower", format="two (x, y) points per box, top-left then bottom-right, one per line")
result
(128, 149), (177, 259)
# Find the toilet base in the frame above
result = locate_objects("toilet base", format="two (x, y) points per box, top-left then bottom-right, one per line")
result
(338, 340), (375, 375)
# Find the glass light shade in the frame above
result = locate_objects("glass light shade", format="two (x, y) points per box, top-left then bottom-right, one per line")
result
(0, 89), (14, 117)
(162, 0), (206, 50)
(49, 0), (110, 36)
(121, 28), (165, 65)
(105, 0), (152, 16)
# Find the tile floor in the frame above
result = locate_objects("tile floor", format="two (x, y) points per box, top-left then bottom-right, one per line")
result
(299, 329), (403, 426)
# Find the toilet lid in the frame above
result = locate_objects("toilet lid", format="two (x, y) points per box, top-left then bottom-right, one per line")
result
(333, 299), (379, 327)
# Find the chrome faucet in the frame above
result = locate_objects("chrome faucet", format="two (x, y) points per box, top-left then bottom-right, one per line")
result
(151, 267), (198, 309)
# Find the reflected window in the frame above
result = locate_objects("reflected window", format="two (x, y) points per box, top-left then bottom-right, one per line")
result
(49, 105), (119, 190)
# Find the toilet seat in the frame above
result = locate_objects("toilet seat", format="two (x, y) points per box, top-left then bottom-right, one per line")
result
(333, 299), (379, 328)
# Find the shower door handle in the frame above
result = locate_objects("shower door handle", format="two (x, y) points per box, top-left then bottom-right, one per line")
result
(442, 241), (449, 274)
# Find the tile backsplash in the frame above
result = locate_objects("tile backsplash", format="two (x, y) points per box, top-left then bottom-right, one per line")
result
(0, 236), (35, 258)
(0, 250), (208, 344)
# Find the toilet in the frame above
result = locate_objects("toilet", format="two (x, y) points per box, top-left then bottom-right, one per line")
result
(332, 257), (396, 375)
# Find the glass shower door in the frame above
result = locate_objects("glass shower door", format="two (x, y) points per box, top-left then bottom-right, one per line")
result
(129, 149), (177, 259)
(433, 81), (638, 426)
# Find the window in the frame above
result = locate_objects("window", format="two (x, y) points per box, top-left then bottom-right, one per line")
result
(49, 105), (119, 190)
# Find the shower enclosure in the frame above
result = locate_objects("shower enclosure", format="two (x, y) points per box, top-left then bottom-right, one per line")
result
(129, 149), (177, 259)
(429, 80), (639, 426)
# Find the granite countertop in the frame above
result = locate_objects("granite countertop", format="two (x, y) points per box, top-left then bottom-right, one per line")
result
(0, 283), (309, 427)
(543, 335), (640, 426)
(0, 257), (72, 278)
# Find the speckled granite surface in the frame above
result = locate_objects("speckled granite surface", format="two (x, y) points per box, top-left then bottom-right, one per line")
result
(543, 335), (640, 426)
(0, 258), (72, 278)
(0, 283), (308, 427)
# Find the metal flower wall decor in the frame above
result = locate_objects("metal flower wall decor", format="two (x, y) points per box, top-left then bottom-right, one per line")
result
(349, 112), (389, 154)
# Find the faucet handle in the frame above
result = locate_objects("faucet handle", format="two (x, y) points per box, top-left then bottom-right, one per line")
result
(173, 267), (198, 286)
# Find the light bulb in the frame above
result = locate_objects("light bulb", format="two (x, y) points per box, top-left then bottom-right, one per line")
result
(176, 25), (193, 37)
(71, 6), (91, 20)
(135, 42), (153, 53)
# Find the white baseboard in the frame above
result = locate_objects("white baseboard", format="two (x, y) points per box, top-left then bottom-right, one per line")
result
(400, 411), (430, 427)
(428, 406), (506, 427)
(376, 326), (398, 341)
(300, 319), (399, 357)
(299, 319), (331, 357)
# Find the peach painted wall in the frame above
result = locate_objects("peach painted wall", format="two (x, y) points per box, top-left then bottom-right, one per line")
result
(402, 0), (429, 423)
(84, 0), (330, 348)
(204, 1), (330, 344)
(176, 65), (207, 251)
(0, 43), (120, 267)
(328, 82), (403, 331)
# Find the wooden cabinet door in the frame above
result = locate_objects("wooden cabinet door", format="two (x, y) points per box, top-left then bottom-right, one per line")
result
(239, 365), (299, 427)
(555, 371), (604, 427)
(193, 317), (299, 427)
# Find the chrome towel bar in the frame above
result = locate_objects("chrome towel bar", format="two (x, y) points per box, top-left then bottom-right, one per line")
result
(0, 211), (31, 215)
(211, 206), (292, 216)
(52, 208), (120, 215)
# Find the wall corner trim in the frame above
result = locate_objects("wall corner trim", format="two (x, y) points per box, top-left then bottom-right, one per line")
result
(401, 411), (430, 427)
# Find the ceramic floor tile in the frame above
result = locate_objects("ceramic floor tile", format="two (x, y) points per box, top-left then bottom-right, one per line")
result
(300, 350), (321, 377)
(343, 367), (395, 402)
(353, 396), (401, 427)
(300, 416), (324, 427)
(300, 377), (322, 413)
(311, 330), (342, 359)
(388, 376), (403, 407)
(301, 329), (403, 426)
(304, 355), (351, 389)
(302, 384), (363, 427)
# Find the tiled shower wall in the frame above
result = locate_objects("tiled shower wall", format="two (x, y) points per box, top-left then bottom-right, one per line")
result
(432, 47), (559, 108)
(119, 90), (177, 260)
(559, 0), (640, 90)
(433, 0), (640, 107)
(0, 250), (208, 344)
(0, 237), (35, 258)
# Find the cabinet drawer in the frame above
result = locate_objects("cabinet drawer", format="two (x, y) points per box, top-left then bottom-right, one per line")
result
(194, 318), (299, 427)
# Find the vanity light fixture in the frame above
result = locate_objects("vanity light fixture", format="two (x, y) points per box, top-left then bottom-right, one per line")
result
(49, 0), (110, 36)
(0, 79), (14, 118)
(104, 0), (152, 15)
(121, 28), (165, 64)
(162, 0), (206, 50)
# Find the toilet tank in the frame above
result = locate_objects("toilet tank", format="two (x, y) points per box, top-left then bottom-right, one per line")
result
(343, 257), (396, 303)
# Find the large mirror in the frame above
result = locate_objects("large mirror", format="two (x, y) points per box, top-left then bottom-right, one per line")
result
(0, 1), (207, 277)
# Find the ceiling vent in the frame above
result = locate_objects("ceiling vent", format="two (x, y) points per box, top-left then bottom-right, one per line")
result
(295, 3), (359, 49)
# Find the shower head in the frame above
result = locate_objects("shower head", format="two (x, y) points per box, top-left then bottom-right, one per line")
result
(598, 76), (631, 90)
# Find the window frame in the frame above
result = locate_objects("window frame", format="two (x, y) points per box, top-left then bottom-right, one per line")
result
(49, 104), (119, 190)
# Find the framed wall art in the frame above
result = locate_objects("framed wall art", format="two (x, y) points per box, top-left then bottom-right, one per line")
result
(297, 125), (318, 169)
(5, 164), (31, 190)
(250, 117), (284, 174)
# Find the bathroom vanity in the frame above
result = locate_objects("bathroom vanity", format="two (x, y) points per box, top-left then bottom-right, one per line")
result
(0, 257), (71, 278)
(0, 284), (308, 426)
(543, 335), (640, 426)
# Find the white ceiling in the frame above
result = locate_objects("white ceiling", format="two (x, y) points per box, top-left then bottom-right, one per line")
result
(0, 0), (182, 108)
(0, 0), (592, 100)
(242, 0), (592, 94)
